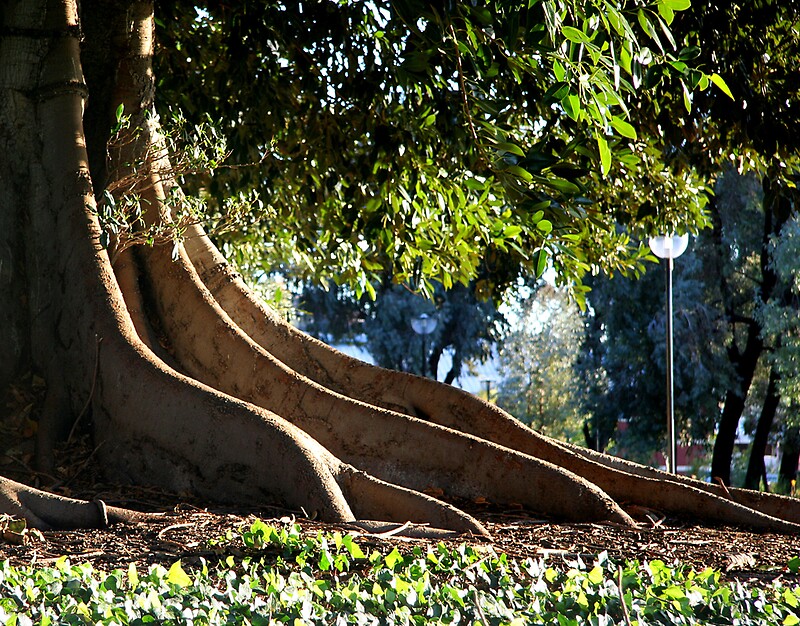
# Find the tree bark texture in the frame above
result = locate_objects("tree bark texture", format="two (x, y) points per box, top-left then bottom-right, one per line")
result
(1, 0), (799, 536)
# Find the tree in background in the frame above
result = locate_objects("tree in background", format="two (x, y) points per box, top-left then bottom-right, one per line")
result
(624, 0), (800, 485)
(298, 281), (503, 382)
(4, 0), (800, 534)
(577, 231), (732, 465)
(754, 215), (800, 490)
(496, 284), (585, 443)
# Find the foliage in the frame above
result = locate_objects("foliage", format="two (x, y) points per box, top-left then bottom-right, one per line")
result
(2, 520), (800, 625)
(759, 214), (800, 410)
(644, 0), (800, 484)
(495, 283), (586, 442)
(577, 234), (732, 461)
(153, 0), (719, 302)
(298, 280), (504, 382)
(95, 109), (262, 264)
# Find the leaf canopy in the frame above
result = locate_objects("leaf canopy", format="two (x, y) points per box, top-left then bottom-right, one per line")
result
(154, 0), (717, 299)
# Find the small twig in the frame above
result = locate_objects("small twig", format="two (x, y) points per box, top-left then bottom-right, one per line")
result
(67, 336), (102, 444)
(448, 23), (481, 148)
(473, 588), (490, 626)
(157, 523), (194, 541)
(617, 565), (633, 626)
(713, 476), (733, 500)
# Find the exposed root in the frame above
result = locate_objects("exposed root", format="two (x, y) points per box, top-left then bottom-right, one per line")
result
(181, 226), (800, 534)
(335, 467), (490, 538)
(0, 476), (150, 530)
(135, 232), (636, 529)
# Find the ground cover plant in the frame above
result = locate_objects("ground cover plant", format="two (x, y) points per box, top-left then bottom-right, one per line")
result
(1, 520), (799, 625)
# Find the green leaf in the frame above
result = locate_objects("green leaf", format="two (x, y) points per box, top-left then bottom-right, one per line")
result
(678, 45), (701, 60)
(663, 585), (686, 599)
(658, 2), (674, 25)
(710, 73), (734, 99)
(587, 566), (604, 585)
(561, 26), (589, 44)
(535, 249), (548, 277)
(115, 103), (125, 123)
(681, 80), (692, 112)
(166, 560), (192, 587)
(318, 549), (332, 571)
(128, 562), (139, 588)
(788, 556), (800, 573)
(637, 10), (658, 45)
(596, 133), (611, 176)
(494, 141), (526, 157)
(562, 94), (581, 121)
(610, 116), (637, 139)
(384, 547), (403, 569)
(544, 177), (581, 194)
(343, 535), (366, 559)
(663, 0), (691, 9)
(506, 165), (533, 182)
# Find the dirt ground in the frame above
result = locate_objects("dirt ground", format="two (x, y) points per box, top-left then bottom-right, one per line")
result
(1, 378), (799, 584)
(1, 486), (799, 586)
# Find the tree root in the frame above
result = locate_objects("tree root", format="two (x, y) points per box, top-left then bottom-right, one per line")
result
(135, 231), (636, 528)
(8, 0), (797, 539)
(181, 226), (800, 534)
(0, 476), (150, 530)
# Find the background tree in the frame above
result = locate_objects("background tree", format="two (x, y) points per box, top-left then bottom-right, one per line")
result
(624, 0), (800, 484)
(496, 283), (585, 442)
(577, 234), (732, 464)
(299, 281), (503, 382)
(755, 215), (800, 490)
(3, 0), (799, 534)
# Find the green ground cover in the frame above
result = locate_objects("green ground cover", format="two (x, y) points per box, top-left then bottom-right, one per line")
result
(1, 520), (798, 625)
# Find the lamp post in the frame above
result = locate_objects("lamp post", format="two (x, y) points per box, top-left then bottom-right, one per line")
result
(648, 233), (689, 474)
(411, 313), (438, 378)
(482, 379), (494, 403)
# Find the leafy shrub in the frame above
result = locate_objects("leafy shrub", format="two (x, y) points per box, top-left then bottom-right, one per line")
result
(1, 520), (798, 625)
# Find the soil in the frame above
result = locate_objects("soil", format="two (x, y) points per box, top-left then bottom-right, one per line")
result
(1, 485), (798, 586)
(1, 377), (799, 584)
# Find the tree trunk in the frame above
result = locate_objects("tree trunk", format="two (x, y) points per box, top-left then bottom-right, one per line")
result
(1, 0), (800, 536)
(778, 426), (800, 494)
(744, 368), (780, 490)
(710, 176), (786, 485)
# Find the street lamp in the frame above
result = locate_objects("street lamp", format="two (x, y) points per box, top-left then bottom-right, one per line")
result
(411, 313), (438, 378)
(648, 233), (689, 474)
(482, 379), (494, 403)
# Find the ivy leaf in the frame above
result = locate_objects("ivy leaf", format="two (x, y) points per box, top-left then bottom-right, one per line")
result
(384, 547), (403, 569)
(166, 560), (192, 587)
